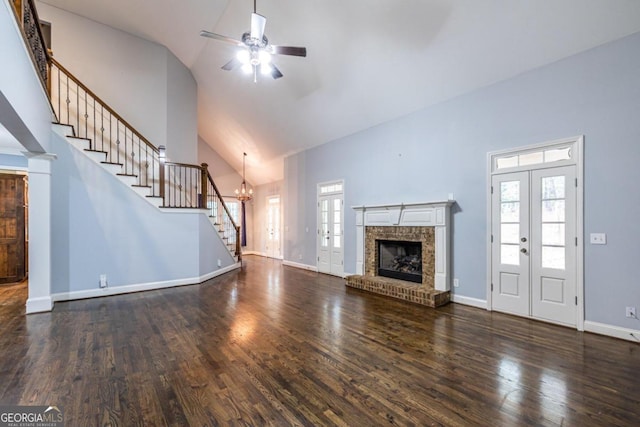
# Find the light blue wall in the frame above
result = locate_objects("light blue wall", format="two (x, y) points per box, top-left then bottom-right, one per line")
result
(284, 32), (640, 329)
(50, 130), (235, 294)
(0, 154), (27, 168)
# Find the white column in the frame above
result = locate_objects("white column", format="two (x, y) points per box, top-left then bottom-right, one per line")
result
(26, 154), (56, 313)
(354, 208), (364, 274)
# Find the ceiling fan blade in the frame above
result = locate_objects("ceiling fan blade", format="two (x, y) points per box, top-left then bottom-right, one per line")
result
(270, 45), (307, 57)
(200, 30), (243, 46)
(270, 64), (283, 79)
(250, 13), (266, 40)
(221, 58), (241, 71)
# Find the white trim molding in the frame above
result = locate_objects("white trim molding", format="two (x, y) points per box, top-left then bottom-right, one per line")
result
(352, 200), (454, 291)
(282, 260), (319, 272)
(486, 136), (585, 331)
(452, 294), (488, 309)
(26, 296), (53, 313)
(584, 321), (640, 343)
(51, 263), (241, 303)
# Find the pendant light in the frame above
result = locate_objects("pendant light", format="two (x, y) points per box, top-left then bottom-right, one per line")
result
(235, 152), (253, 202)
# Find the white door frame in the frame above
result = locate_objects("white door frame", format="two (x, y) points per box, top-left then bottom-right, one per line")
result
(316, 180), (344, 277)
(486, 136), (584, 330)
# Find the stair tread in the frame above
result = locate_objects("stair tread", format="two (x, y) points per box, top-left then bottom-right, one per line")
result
(68, 136), (91, 141)
(117, 173), (138, 177)
(84, 149), (107, 154)
(131, 185), (151, 188)
(101, 161), (123, 166)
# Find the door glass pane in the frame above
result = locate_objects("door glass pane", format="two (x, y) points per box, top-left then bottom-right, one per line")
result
(501, 244), (519, 265)
(501, 224), (519, 244)
(501, 202), (519, 222)
(542, 246), (565, 269)
(500, 181), (519, 202)
(542, 224), (565, 246)
(519, 151), (544, 166)
(544, 147), (571, 162)
(542, 200), (565, 222)
(496, 155), (518, 169)
(540, 175), (566, 270)
(333, 198), (341, 248)
(542, 176), (565, 199)
(321, 199), (329, 248)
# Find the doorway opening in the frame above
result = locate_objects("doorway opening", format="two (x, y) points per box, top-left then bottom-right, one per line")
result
(266, 195), (281, 259)
(317, 181), (344, 277)
(0, 170), (28, 308)
(487, 136), (584, 329)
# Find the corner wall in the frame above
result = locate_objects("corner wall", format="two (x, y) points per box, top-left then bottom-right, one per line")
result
(284, 31), (640, 332)
(37, 2), (198, 163)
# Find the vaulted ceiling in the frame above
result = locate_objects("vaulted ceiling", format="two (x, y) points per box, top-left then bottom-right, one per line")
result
(39, 0), (640, 185)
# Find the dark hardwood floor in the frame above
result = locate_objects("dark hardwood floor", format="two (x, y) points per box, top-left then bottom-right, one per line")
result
(0, 256), (638, 426)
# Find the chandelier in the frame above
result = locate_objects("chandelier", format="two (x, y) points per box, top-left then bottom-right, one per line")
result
(235, 152), (253, 202)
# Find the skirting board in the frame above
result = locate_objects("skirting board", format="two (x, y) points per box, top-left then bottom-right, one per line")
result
(243, 251), (284, 260)
(451, 294), (488, 309)
(51, 263), (241, 303)
(584, 320), (640, 343)
(282, 260), (318, 272)
(26, 296), (53, 314)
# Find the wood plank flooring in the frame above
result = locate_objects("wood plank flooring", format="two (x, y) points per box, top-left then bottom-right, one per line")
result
(0, 256), (638, 426)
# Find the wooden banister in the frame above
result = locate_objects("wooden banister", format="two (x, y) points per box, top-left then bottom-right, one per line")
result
(50, 58), (158, 154)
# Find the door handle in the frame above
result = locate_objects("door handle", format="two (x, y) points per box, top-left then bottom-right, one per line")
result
(521, 237), (527, 242)
(520, 248), (528, 254)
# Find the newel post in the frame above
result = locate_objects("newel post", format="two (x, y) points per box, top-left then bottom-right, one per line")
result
(158, 146), (166, 203)
(200, 163), (208, 209)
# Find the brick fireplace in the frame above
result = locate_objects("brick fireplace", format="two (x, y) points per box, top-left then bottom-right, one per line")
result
(346, 201), (453, 307)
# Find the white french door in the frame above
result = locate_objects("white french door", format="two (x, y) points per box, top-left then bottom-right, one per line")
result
(491, 165), (577, 326)
(266, 196), (281, 259)
(317, 183), (344, 276)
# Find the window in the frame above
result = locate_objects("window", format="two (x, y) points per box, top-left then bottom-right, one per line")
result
(495, 146), (572, 171)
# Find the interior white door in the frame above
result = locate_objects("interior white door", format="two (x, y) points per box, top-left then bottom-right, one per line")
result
(266, 196), (281, 259)
(317, 194), (344, 276)
(530, 166), (576, 325)
(491, 171), (531, 316)
(491, 166), (577, 326)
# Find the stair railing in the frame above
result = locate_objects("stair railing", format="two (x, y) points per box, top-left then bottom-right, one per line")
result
(204, 169), (241, 257)
(10, 0), (50, 93)
(49, 58), (163, 194)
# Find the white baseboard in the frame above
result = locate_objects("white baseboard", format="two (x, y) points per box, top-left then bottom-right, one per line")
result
(51, 263), (241, 303)
(242, 251), (284, 260)
(584, 320), (640, 343)
(282, 260), (318, 272)
(451, 294), (488, 309)
(26, 296), (53, 313)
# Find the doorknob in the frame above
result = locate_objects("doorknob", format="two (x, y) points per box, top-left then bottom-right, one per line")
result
(520, 248), (527, 254)
(521, 237), (527, 242)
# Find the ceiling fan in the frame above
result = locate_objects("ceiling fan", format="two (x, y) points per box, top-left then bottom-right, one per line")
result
(200, 0), (307, 81)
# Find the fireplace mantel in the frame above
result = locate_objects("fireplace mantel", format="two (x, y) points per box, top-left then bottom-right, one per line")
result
(353, 200), (454, 291)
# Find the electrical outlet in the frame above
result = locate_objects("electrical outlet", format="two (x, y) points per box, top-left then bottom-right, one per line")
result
(99, 274), (108, 288)
(453, 279), (459, 288)
(217, 259), (222, 267)
(626, 307), (637, 318)
(298, 254), (303, 260)
(590, 233), (607, 245)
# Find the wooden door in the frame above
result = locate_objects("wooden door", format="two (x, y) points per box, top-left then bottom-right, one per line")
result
(0, 174), (26, 284)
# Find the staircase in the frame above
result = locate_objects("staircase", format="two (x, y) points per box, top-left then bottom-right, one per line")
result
(48, 58), (241, 261)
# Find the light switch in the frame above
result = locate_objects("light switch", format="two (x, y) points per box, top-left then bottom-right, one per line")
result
(590, 233), (606, 245)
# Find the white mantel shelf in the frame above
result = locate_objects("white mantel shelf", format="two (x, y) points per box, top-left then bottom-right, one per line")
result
(353, 200), (455, 292)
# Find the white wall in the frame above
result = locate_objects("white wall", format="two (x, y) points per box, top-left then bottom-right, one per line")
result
(284, 31), (640, 332)
(50, 130), (235, 296)
(0, 2), (52, 153)
(167, 53), (197, 163)
(37, 2), (197, 163)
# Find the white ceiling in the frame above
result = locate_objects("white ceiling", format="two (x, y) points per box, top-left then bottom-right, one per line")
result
(40, 0), (640, 185)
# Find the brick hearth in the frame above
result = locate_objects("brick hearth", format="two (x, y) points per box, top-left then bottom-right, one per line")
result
(345, 274), (450, 307)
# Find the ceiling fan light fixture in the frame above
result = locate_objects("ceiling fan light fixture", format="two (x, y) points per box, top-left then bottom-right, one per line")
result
(236, 50), (250, 64)
(241, 63), (253, 74)
(260, 63), (273, 75)
(259, 50), (271, 65)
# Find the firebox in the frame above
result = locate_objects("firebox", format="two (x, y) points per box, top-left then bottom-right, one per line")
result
(376, 240), (422, 283)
